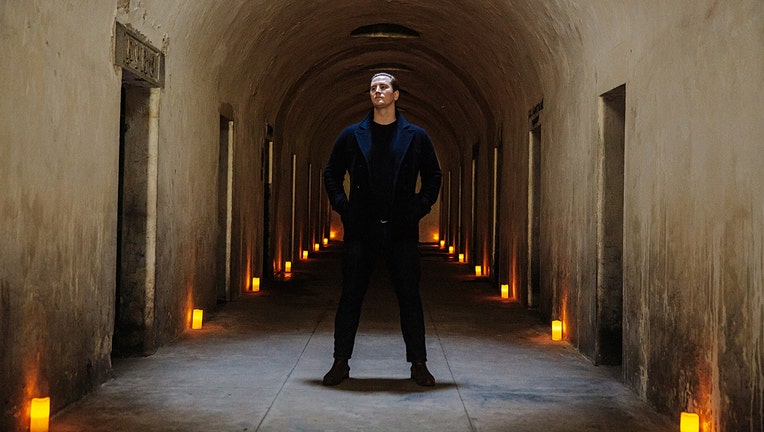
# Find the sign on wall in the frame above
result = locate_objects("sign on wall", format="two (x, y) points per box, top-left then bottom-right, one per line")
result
(115, 22), (164, 87)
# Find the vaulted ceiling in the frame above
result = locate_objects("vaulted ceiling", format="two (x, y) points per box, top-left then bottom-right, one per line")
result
(121, 0), (587, 165)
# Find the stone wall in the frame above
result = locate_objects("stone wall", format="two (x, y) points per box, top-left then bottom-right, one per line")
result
(1, 1), (762, 430)
(0, 2), (121, 430)
(513, 1), (764, 429)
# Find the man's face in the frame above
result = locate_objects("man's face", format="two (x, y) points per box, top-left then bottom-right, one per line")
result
(369, 76), (399, 109)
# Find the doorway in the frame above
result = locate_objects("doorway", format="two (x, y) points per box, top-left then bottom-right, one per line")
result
(262, 124), (274, 280)
(470, 144), (478, 266)
(528, 126), (541, 308)
(114, 83), (157, 357)
(596, 84), (626, 366)
(216, 116), (234, 302)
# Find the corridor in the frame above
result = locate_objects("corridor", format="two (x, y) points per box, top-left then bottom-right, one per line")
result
(3, 1), (763, 431)
(51, 244), (672, 432)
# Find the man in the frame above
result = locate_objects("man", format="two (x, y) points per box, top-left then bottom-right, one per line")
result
(322, 72), (442, 386)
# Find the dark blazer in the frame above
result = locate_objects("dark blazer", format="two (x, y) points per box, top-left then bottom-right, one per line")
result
(324, 110), (442, 241)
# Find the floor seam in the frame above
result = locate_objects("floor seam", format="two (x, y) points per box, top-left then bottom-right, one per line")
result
(254, 306), (330, 431)
(427, 299), (477, 432)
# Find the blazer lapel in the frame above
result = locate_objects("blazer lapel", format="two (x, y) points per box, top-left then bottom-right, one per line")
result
(354, 127), (372, 164)
(392, 125), (414, 187)
(354, 113), (373, 166)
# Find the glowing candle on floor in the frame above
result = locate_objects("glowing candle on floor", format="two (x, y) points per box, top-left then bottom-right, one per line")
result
(323, 237), (329, 246)
(475, 265), (482, 276)
(501, 284), (509, 299)
(459, 253), (465, 263)
(252, 277), (260, 292)
(314, 243), (320, 252)
(285, 261), (292, 273)
(433, 233), (439, 242)
(30, 397), (50, 432)
(192, 309), (203, 329)
(448, 245), (454, 255)
(552, 320), (563, 341)
(680, 412), (699, 432)
(330, 231), (337, 239)
(302, 250), (309, 260)
(439, 240), (445, 249)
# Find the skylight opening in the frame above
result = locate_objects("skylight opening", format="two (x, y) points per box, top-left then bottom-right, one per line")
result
(351, 23), (420, 39)
(365, 63), (414, 73)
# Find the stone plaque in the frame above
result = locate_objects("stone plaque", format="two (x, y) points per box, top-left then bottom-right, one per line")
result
(528, 99), (543, 129)
(115, 22), (164, 87)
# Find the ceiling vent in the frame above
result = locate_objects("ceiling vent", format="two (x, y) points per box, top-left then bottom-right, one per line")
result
(365, 63), (414, 73)
(351, 23), (420, 38)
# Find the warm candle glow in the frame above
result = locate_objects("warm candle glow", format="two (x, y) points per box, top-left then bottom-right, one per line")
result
(501, 284), (509, 299)
(458, 253), (465, 263)
(314, 243), (320, 252)
(252, 277), (260, 292)
(433, 233), (439, 241)
(192, 309), (203, 329)
(323, 237), (329, 246)
(552, 320), (563, 341)
(680, 412), (699, 432)
(448, 245), (455, 254)
(285, 261), (292, 273)
(475, 265), (482, 276)
(302, 250), (309, 260)
(439, 240), (445, 249)
(30, 397), (50, 432)
(330, 231), (337, 239)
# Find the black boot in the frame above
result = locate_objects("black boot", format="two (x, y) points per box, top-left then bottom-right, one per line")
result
(410, 362), (435, 386)
(322, 358), (350, 386)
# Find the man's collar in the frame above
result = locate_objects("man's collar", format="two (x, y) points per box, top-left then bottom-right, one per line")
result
(360, 109), (408, 129)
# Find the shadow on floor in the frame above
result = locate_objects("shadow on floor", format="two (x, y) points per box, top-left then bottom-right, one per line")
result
(301, 377), (457, 394)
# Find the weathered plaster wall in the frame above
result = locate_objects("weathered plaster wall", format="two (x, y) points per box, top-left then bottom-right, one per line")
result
(0, 2), (121, 430)
(2, 1), (762, 430)
(226, 97), (265, 295)
(114, 1), (261, 340)
(0, 1), (262, 429)
(617, 2), (764, 429)
(517, 1), (764, 429)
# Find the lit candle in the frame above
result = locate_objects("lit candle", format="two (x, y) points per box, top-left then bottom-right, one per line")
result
(501, 284), (509, 299)
(323, 237), (329, 246)
(439, 240), (445, 249)
(330, 231), (337, 239)
(285, 261), (292, 273)
(475, 265), (482, 276)
(552, 320), (563, 341)
(302, 250), (309, 260)
(30, 397), (50, 432)
(680, 412), (699, 432)
(314, 243), (320, 252)
(448, 245), (455, 255)
(458, 253), (465, 263)
(192, 309), (203, 329)
(433, 233), (439, 241)
(252, 277), (260, 292)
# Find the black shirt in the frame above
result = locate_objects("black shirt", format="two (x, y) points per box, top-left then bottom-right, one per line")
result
(370, 121), (397, 221)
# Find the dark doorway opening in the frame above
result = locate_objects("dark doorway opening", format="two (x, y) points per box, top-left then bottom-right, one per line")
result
(528, 126), (541, 309)
(596, 84), (626, 366)
(471, 144), (479, 267)
(114, 83), (152, 357)
(262, 124), (274, 280)
(216, 116), (233, 302)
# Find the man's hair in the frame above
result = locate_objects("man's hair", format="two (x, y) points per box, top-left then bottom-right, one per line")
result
(371, 72), (399, 91)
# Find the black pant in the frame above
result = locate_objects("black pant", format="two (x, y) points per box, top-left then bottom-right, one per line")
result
(333, 222), (427, 362)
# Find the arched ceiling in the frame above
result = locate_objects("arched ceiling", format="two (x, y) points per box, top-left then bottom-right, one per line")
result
(126, 0), (585, 166)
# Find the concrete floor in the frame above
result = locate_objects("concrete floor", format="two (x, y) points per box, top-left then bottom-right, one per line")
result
(51, 244), (675, 432)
